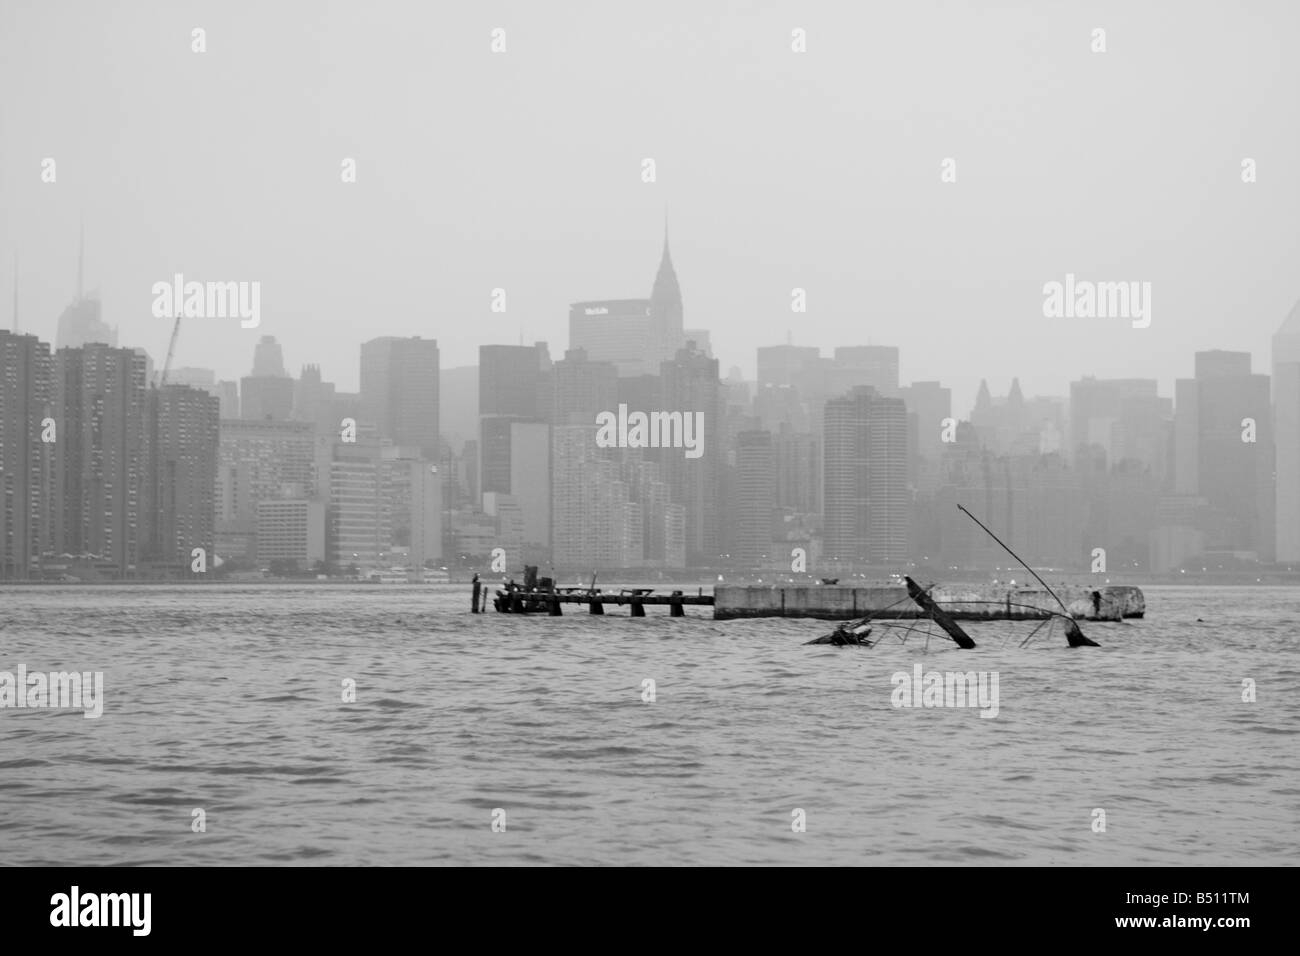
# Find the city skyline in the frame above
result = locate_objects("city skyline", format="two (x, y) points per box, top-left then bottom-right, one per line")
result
(4, 2), (1299, 419)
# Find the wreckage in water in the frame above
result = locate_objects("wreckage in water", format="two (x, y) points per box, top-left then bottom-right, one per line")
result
(805, 505), (1104, 649)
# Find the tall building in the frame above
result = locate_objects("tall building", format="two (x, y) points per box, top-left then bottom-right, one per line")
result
(439, 365), (479, 448)
(293, 364), (337, 427)
(1069, 377), (1169, 473)
(649, 227), (685, 365)
(823, 386), (910, 567)
(479, 343), (549, 418)
(326, 438), (389, 570)
(757, 344), (821, 388)
(568, 225), (685, 377)
(733, 430), (775, 568)
(1272, 300), (1300, 562)
(659, 342), (722, 565)
(0, 331), (53, 578)
(256, 498), (326, 569)
(830, 346), (900, 398)
(142, 384), (219, 571)
(552, 347), (617, 425)
(52, 344), (149, 575)
(216, 419), (316, 562)
(899, 381), (952, 462)
(55, 298), (116, 350)
(360, 336), (441, 457)
(478, 343), (550, 506)
(240, 375), (294, 421)
(1173, 350), (1274, 559)
(251, 335), (287, 377)
(569, 300), (654, 377)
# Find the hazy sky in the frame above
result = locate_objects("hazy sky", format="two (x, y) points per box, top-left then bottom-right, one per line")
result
(2, 0), (1297, 415)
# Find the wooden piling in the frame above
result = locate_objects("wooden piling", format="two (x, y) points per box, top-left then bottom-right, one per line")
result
(670, 591), (684, 617)
(630, 601), (645, 617)
(589, 598), (604, 614)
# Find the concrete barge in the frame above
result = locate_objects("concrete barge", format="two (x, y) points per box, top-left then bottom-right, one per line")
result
(712, 583), (1145, 622)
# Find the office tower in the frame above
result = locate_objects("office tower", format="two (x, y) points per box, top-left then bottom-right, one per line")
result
(171, 367), (241, 421)
(256, 498), (326, 569)
(142, 384), (220, 571)
(649, 226), (685, 367)
(733, 430), (775, 568)
(359, 336), (440, 457)
(54, 229), (117, 350)
(659, 342), (722, 565)
(899, 381), (952, 461)
(757, 344), (821, 389)
(52, 344), (149, 575)
(479, 343), (549, 418)
(823, 386), (910, 567)
(293, 364), (336, 425)
(830, 346), (900, 398)
(252, 335), (287, 377)
(55, 298), (116, 350)
(216, 419), (317, 562)
(240, 375), (295, 421)
(553, 348), (617, 425)
(326, 438), (389, 570)
(439, 365), (479, 448)
(507, 422), (551, 549)
(755, 383), (811, 434)
(1173, 350), (1274, 559)
(1273, 301), (1300, 562)
(569, 299), (654, 377)
(381, 446), (443, 567)
(0, 331), (53, 578)
(568, 225), (685, 377)
(215, 381), (239, 418)
(478, 343), (550, 511)
(552, 425), (640, 569)
(772, 422), (820, 515)
(1068, 377), (1169, 472)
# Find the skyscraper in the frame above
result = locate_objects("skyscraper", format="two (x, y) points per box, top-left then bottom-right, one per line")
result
(649, 226), (684, 365)
(659, 341), (722, 565)
(823, 386), (910, 567)
(52, 344), (149, 575)
(1273, 301), (1300, 562)
(143, 384), (219, 571)
(733, 430), (775, 568)
(478, 343), (550, 503)
(0, 331), (53, 578)
(360, 336), (441, 457)
(1174, 350), (1274, 559)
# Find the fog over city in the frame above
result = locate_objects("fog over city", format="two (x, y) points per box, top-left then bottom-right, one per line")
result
(3, 0), (1299, 417)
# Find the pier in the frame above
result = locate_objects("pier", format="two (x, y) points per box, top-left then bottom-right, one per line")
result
(712, 583), (1145, 622)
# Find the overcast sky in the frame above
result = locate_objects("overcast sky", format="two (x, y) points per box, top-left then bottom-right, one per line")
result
(2, 0), (1297, 415)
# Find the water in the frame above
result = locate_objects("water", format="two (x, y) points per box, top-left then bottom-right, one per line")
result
(1, 584), (1296, 865)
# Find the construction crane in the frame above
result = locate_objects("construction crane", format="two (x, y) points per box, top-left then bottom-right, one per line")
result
(156, 314), (181, 387)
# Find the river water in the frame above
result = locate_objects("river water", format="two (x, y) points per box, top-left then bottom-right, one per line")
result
(1, 584), (1296, 865)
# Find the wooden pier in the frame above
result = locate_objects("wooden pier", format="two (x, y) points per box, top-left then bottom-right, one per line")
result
(493, 585), (714, 617)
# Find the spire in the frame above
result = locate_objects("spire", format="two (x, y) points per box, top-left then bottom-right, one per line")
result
(1281, 298), (1300, 335)
(650, 217), (680, 307)
(76, 215), (84, 300)
(1008, 377), (1024, 405)
(11, 254), (17, 333)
